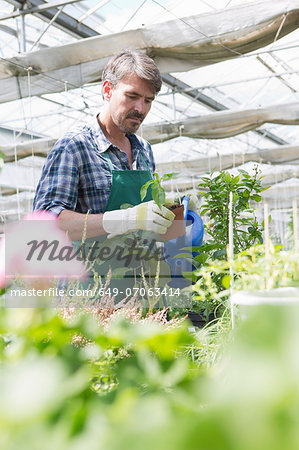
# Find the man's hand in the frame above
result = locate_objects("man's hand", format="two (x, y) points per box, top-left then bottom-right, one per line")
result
(103, 200), (175, 238)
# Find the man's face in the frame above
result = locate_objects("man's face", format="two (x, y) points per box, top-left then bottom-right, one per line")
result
(103, 73), (155, 134)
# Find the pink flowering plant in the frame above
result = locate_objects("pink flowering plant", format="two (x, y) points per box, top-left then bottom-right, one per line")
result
(0, 211), (87, 297)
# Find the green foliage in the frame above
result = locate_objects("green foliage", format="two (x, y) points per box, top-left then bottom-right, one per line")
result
(140, 172), (178, 210)
(184, 313), (232, 369)
(232, 243), (299, 291)
(205, 304), (299, 450)
(3, 299), (299, 449)
(192, 259), (231, 322)
(192, 243), (299, 322)
(191, 167), (267, 321)
(198, 166), (266, 258)
(120, 202), (133, 209)
(0, 306), (199, 449)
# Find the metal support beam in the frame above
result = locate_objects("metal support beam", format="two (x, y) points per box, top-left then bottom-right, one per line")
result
(0, 0), (83, 21)
(78, 0), (110, 23)
(161, 74), (288, 146)
(5, 0), (98, 39)
(20, 7), (26, 52)
(162, 74), (227, 112)
(29, 7), (64, 51)
(0, 23), (18, 36)
(257, 55), (298, 94)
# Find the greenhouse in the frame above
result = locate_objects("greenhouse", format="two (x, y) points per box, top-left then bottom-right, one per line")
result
(0, 0), (299, 448)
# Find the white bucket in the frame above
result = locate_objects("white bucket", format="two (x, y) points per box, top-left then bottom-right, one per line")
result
(231, 287), (299, 321)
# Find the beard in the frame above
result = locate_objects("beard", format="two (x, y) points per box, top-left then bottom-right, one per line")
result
(116, 111), (145, 134)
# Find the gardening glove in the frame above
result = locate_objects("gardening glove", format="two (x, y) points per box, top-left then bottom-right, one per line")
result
(103, 200), (175, 239)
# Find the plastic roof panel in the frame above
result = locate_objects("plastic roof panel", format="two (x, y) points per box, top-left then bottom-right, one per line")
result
(0, 0), (298, 220)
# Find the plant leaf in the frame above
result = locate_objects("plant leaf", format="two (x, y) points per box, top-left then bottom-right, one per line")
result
(120, 203), (134, 209)
(161, 172), (178, 181)
(152, 184), (165, 210)
(140, 180), (154, 201)
(221, 274), (231, 289)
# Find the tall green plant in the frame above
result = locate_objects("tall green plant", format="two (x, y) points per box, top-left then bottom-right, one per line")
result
(197, 166), (267, 261)
(191, 167), (268, 322)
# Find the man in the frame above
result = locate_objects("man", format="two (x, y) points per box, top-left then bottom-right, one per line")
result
(33, 50), (175, 240)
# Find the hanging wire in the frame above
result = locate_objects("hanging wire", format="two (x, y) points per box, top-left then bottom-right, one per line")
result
(26, 66), (36, 197)
(0, 4), (295, 114)
(273, 162), (280, 244)
(192, 174), (196, 194)
(148, 3), (295, 120)
(120, 0), (148, 31)
(13, 129), (21, 221)
(199, 0), (216, 10)
(241, 150), (245, 166)
(64, 80), (69, 129)
(0, 55), (101, 102)
(175, 181), (182, 204)
(244, 14), (289, 104)
(173, 69), (299, 92)
(170, 176), (174, 196)
(172, 88), (176, 121)
(151, 0), (255, 58)
(241, 14), (288, 109)
(30, 7), (65, 51)
(78, 0), (111, 23)
(208, 141), (211, 173)
(0, 2), (296, 184)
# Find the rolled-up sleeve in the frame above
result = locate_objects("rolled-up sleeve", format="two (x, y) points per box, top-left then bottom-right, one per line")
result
(33, 139), (79, 216)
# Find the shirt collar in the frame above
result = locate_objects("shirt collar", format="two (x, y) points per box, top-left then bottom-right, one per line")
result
(89, 114), (112, 154)
(90, 113), (143, 163)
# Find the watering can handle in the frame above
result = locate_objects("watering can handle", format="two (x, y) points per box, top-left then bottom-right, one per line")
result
(182, 196), (189, 221)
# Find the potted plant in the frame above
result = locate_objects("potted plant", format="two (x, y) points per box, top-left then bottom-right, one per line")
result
(227, 242), (299, 323)
(140, 172), (185, 241)
(191, 242), (299, 325)
(190, 168), (266, 324)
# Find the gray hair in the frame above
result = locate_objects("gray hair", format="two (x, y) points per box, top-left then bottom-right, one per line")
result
(102, 50), (162, 95)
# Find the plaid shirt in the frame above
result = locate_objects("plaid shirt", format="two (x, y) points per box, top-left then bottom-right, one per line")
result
(33, 115), (155, 215)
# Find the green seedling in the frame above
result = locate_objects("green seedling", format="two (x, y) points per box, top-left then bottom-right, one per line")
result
(140, 172), (178, 210)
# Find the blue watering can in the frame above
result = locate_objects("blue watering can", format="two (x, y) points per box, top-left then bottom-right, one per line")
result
(163, 196), (204, 288)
